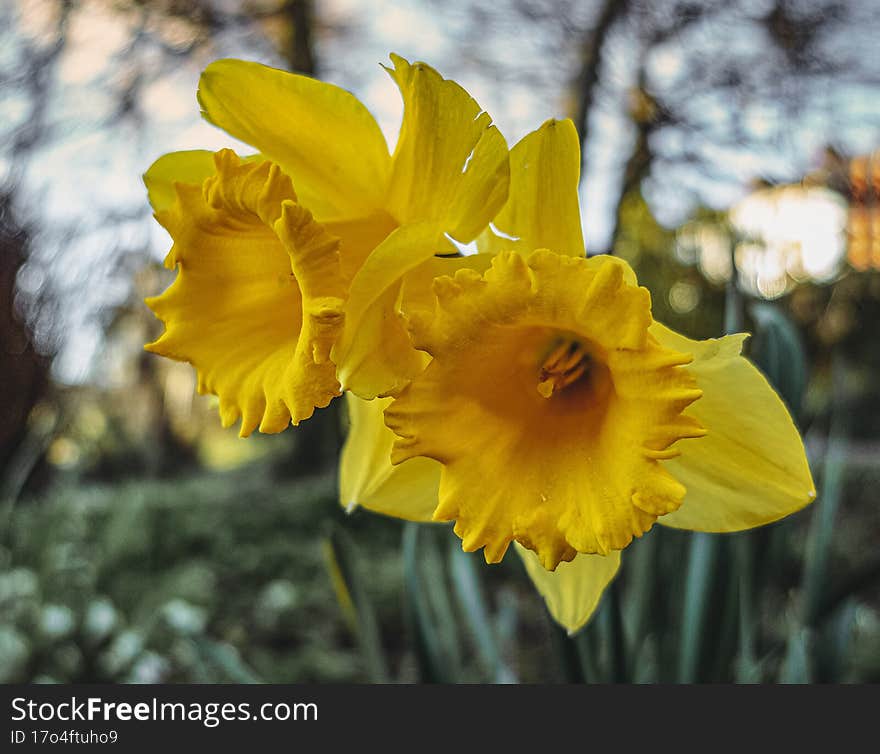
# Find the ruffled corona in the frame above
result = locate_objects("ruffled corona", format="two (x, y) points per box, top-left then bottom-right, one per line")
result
(385, 250), (706, 570)
(146, 150), (346, 436)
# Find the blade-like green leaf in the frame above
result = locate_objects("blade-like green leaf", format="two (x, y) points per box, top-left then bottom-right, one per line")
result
(598, 580), (628, 682)
(402, 522), (460, 683)
(323, 524), (390, 683)
(624, 532), (658, 667)
(779, 627), (813, 683)
(678, 532), (721, 682)
(802, 353), (849, 629)
(749, 302), (808, 418)
(447, 537), (515, 683)
(733, 535), (761, 683)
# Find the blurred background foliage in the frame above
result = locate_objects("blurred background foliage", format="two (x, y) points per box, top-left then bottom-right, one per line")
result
(0, 0), (878, 682)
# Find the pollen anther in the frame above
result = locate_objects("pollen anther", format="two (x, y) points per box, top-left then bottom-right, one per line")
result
(537, 340), (591, 398)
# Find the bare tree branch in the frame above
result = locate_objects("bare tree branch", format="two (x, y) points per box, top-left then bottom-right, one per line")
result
(571, 0), (630, 145)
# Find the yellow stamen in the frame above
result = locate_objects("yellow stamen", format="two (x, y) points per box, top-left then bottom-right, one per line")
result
(538, 340), (590, 398)
(542, 340), (574, 371)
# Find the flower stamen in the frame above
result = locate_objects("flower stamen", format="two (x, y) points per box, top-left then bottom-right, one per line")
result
(537, 339), (591, 398)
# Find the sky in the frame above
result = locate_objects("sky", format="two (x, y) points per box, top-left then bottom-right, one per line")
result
(3, 0), (879, 383)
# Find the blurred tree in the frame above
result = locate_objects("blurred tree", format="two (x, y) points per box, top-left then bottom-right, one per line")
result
(0, 0), (333, 480)
(571, 0), (631, 159)
(561, 0), (880, 248)
(0, 189), (50, 491)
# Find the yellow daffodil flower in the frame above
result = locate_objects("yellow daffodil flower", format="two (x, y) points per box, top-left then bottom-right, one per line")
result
(145, 55), (509, 435)
(347, 118), (815, 634)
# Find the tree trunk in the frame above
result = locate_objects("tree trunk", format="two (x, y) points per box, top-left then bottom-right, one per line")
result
(276, 0), (343, 478)
(571, 0), (631, 146)
(286, 0), (316, 75)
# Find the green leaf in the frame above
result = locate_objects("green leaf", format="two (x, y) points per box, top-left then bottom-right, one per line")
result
(402, 523), (460, 683)
(802, 353), (849, 629)
(817, 599), (857, 681)
(779, 627), (813, 684)
(323, 524), (390, 683)
(623, 533), (658, 668)
(678, 532), (721, 682)
(549, 623), (588, 683)
(447, 538), (515, 682)
(733, 535), (761, 683)
(749, 302), (808, 417)
(598, 580), (628, 682)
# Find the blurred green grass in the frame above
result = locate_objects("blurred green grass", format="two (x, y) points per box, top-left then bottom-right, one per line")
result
(1, 460), (878, 683)
(0, 469), (557, 683)
(0, 471), (407, 683)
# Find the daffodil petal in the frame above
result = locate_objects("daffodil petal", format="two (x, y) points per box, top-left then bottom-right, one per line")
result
(651, 322), (816, 531)
(399, 252), (495, 320)
(144, 150), (221, 212)
(384, 54), (509, 241)
(146, 151), (346, 436)
(323, 210), (399, 282)
(478, 119), (585, 257)
(517, 544), (620, 635)
(339, 393), (440, 521)
(144, 150), (265, 213)
(332, 223), (450, 399)
(198, 59), (391, 219)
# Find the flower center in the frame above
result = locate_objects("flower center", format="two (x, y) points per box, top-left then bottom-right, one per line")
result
(537, 339), (591, 398)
